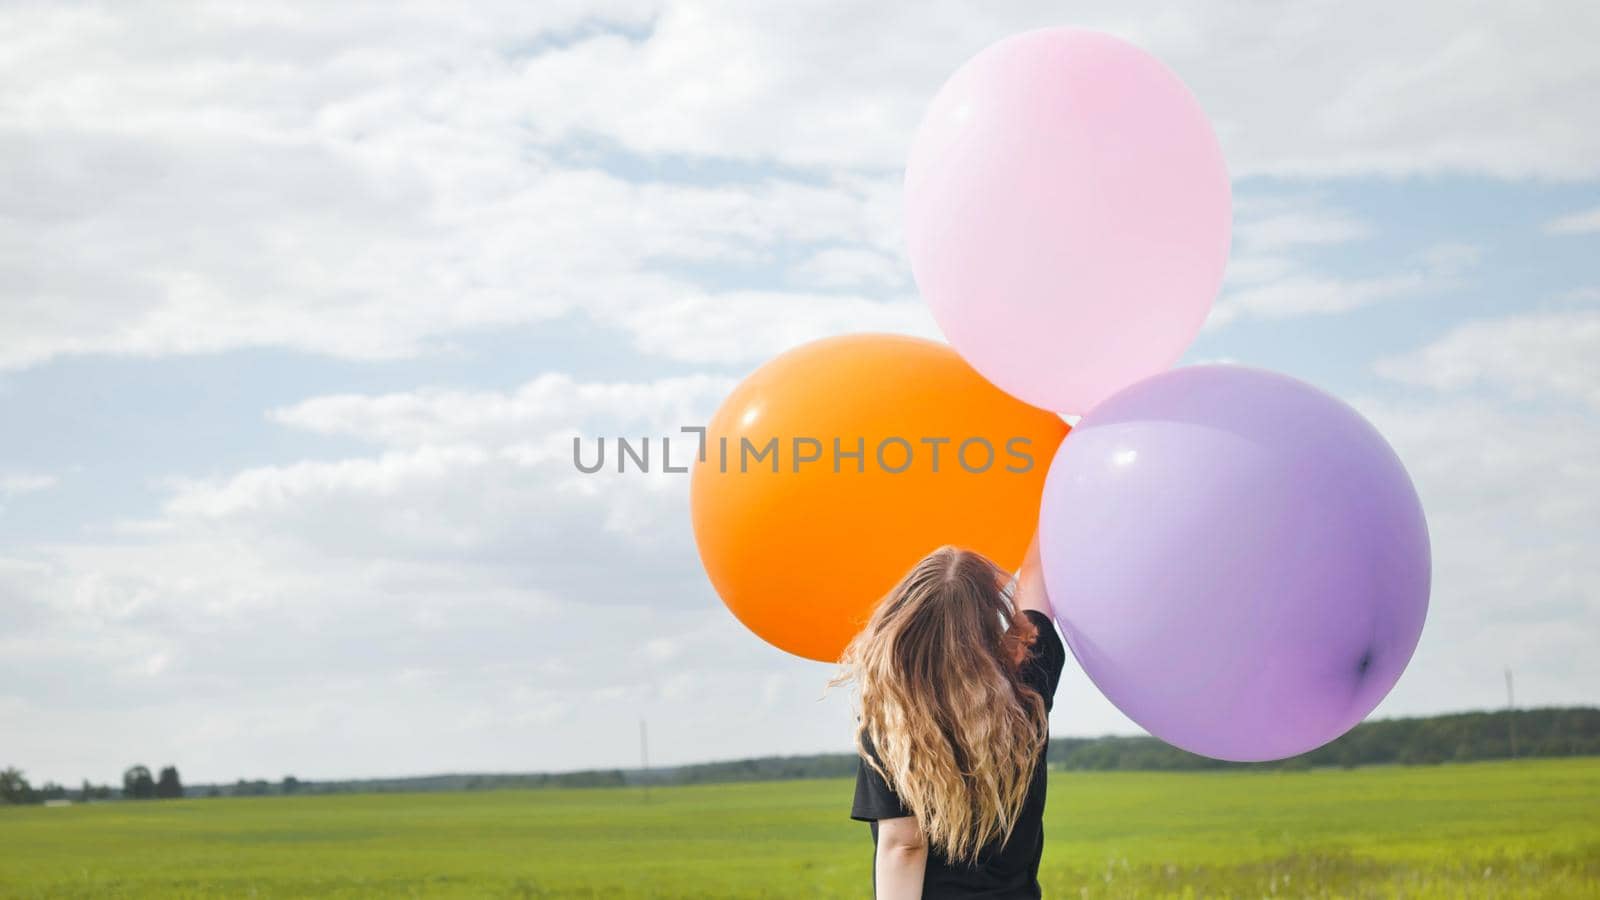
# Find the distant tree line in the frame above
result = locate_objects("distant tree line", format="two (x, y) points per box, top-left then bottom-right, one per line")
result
(0, 765), (324, 805)
(214, 775), (306, 797)
(0, 763), (182, 805)
(629, 707), (1600, 784)
(634, 753), (858, 786)
(5, 707), (1596, 804)
(1, 768), (68, 805)
(1048, 707), (1600, 771)
(193, 771), (616, 797)
(186, 706), (1600, 797)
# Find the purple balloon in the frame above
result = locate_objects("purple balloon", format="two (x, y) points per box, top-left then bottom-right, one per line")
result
(1039, 365), (1430, 761)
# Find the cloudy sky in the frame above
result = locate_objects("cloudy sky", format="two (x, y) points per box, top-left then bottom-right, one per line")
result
(3, 1), (1597, 786)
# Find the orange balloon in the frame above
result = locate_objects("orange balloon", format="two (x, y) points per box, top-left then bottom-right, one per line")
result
(690, 333), (1069, 661)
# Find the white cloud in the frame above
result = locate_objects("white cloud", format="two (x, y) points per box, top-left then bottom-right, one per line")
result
(1210, 192), (1473, 328)
(507, 1), (1600, 178)
(122, 373), (739, 595)
(789, 247), (909, 292)
(1212, 271), (1431, 328)
(1, 3), (913, 372)
(1, 369), (884, 782)
(0, 130), (905, 370)
(1543, 205), (1600, 235)
(1556, 286), (1600, 305)
(269, 372), (733, 448)
(4, 0), (1599, 785)
(1351, 395), (1600, 715)
(1375, 309), (1600, 409)
(3, 2), (1598, 372)
(0, 473), (58, 496)
(1361, 307), (1600, 711)
(616, 290), (936, 365)
(1230, 203), (1371, 252)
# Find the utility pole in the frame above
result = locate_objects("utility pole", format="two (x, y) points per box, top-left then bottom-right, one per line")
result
(1505, 669), (1517, 761)
(640, 719), (651, 803)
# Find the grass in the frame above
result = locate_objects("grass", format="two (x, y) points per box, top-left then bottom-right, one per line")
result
(1, 757), (1596, 898)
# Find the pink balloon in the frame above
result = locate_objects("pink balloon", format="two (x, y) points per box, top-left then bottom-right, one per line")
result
(905, 29), (1231, 414)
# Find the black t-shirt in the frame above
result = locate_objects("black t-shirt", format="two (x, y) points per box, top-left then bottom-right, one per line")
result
(850, 609), (1066, 899)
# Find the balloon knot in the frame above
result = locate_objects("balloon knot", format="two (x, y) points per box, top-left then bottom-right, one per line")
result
(1356, 649), (1374, 677)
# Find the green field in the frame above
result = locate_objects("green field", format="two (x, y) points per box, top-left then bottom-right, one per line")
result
(2, 758), (1597, 898)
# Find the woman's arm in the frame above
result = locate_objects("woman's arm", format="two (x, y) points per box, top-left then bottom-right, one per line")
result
(1013, 529), (1054, 619)
(874, 816), (927, 899)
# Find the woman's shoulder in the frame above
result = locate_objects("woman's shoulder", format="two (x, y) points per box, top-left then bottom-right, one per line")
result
(1019, 609), (1063, 655)
(1019, 609), (1054, 631)
(1016, 610), (1066, 702)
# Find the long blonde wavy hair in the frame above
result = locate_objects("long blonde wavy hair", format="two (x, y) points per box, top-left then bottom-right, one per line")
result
(833, 545), (1050, 864)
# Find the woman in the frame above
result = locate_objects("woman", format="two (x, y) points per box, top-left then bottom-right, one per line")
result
(836, 535), (1064, 899)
